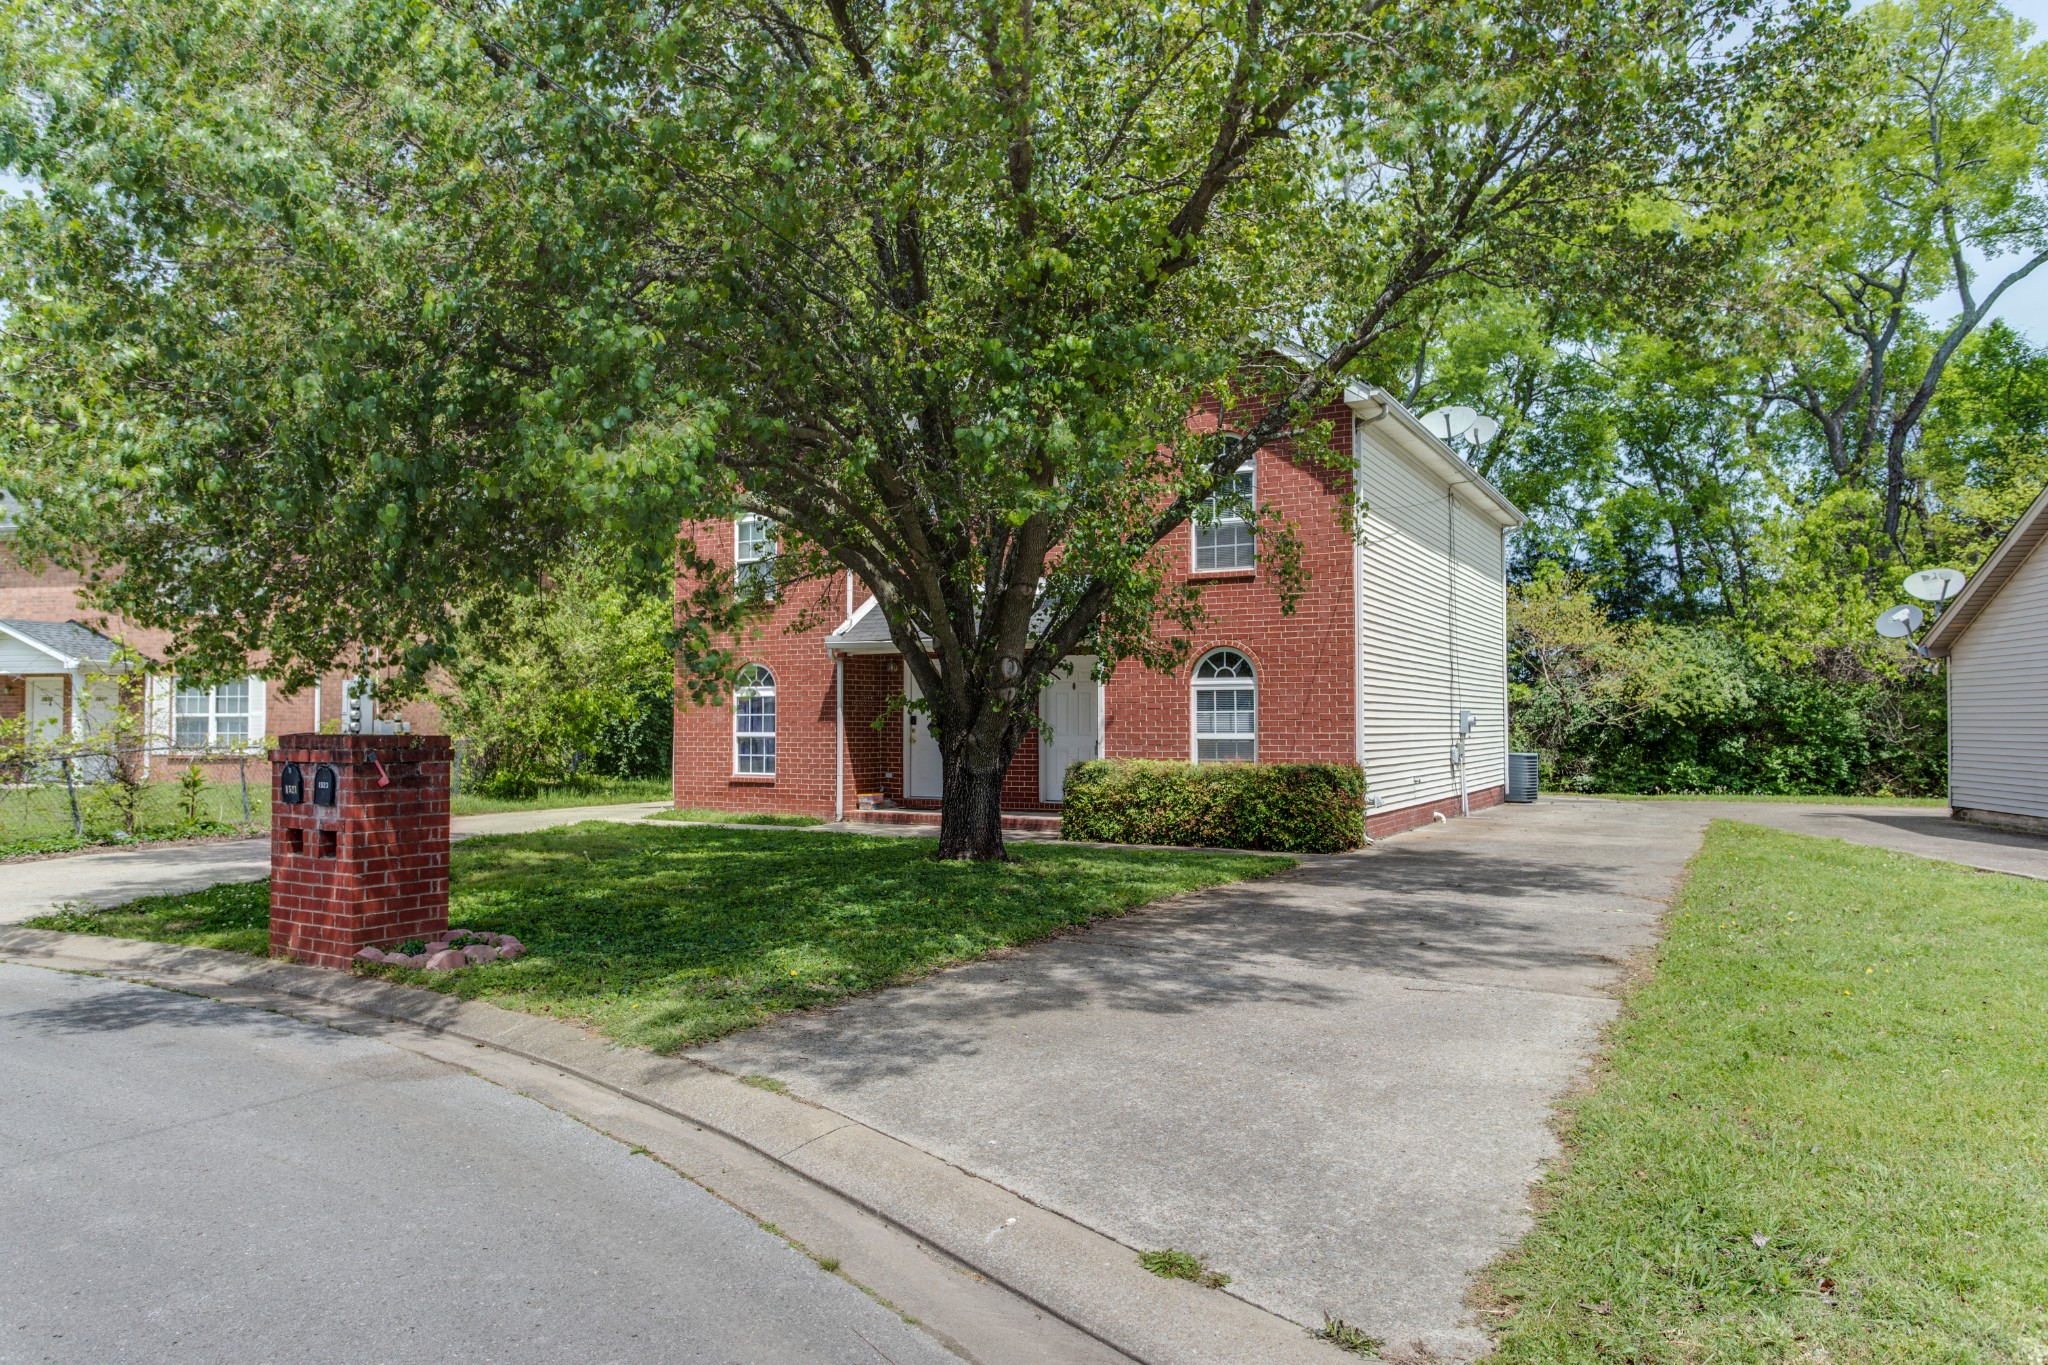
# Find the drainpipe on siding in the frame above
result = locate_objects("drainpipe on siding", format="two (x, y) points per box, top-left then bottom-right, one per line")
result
(834, 653), (845, 823)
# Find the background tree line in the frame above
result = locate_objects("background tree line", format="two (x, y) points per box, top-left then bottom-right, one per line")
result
(1373, 0), (2048, 794)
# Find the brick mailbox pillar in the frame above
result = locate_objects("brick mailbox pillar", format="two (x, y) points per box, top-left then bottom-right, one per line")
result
(269, 733), (452, 968)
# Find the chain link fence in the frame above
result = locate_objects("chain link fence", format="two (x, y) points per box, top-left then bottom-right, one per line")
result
(0, 737), (270, 851)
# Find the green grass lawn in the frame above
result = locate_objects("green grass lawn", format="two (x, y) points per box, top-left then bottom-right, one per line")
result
(646, 806), (825, 827)
(0, 778), (266, 859)
(1484, 821), (2048, 1363)
(448, 775), (673, 816)
(28, 822), (1285, 1050)
(1587, 792), (1947, 806)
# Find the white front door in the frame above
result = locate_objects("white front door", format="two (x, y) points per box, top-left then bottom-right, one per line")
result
(25, 677), (65, 745)
(903, 663), (945, 799)
(1038, 656), (1100, 803)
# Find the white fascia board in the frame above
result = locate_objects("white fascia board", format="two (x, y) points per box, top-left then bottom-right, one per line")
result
(825, 592), (901, 654)
(1923, 480), (2048, 655)
(1346, 385), (1525, 528)
(0, 620), (78, 669)
(828, 591), (880, 639)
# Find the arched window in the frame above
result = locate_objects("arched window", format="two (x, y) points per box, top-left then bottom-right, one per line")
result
(734, 664), (776, 774)
(1193, 649), (1256, 763)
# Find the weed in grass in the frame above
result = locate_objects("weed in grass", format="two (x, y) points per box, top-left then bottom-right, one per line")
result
(1312, 1315), (1383, 1355)
(1138, 1248), (1230, 1289)
(740, 1074), (788, 1093)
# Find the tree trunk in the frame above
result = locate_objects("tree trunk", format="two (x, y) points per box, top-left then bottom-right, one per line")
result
(936, 748), (1008, 860)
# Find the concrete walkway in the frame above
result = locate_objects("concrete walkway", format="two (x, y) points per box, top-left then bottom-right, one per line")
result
(0, 802), (667, 925)
(694, 798), (1711, 1359)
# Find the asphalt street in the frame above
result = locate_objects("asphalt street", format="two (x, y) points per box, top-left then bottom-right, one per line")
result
(0, 961), (957, 1365)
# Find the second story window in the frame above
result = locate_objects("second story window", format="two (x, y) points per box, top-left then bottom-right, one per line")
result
(736, 514), (777, 596)
(1193, 460), (1255, 571)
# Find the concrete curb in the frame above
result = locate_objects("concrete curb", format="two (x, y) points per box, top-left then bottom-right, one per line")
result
(0, 926), (1346, 1365)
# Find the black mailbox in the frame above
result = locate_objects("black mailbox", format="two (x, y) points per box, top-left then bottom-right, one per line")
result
(280, 762), (305, 805)
(312, 764), (338, 807)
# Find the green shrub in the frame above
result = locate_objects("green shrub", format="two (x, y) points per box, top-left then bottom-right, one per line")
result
(1061, 759), (1364, 853)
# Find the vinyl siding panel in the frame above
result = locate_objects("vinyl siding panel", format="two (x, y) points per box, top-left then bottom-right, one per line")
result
(1949, 533), (2048, 819)
(1356, 421), (1510, 816)
(0, 638), (66, 673)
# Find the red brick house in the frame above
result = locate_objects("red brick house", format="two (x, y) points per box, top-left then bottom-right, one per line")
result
(0, 493), (437, 771)
(673, 386), (1523, 839)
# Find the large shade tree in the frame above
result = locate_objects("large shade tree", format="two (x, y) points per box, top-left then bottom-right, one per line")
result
(0, 0), (1842, 856)
(1764, 0), (2048, 556)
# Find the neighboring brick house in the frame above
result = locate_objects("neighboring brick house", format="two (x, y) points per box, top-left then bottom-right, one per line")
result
(0, 493), (438, 772)
(672, 385), (1524, 839)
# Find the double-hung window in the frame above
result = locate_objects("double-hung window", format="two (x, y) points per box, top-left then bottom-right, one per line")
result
(174, 678), (252, 749)
(734, 664), (776, 775)
(1193, 460), (1256, 571)
(736, 515), (777, 597)
(1192, 649), (1256, 762)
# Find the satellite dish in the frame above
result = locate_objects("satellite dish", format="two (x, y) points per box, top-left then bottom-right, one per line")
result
(1419, 405), (1478, 440)
(1467, 414), (1501, 444)
(1902, 567), (1967, 602)
(1874, 603), (1924, 638)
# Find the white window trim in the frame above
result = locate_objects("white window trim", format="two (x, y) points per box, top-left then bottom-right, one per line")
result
(1192, 458), (1257, 573)
(1190, 649), (1257, 764)
(169, 675), (264, 752)
(736, 515), (777, 598)
(733, 663), (776, 777)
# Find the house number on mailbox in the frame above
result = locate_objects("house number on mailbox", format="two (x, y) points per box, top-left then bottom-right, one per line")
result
(280, 763), (305, 805)
(312, 764), (338, 807)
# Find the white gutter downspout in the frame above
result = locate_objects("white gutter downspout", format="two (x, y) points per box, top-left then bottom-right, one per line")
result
(834, 651), (846, 823)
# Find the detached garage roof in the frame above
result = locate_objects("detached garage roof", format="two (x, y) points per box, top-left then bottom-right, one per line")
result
(1924, 483), (2048, 658)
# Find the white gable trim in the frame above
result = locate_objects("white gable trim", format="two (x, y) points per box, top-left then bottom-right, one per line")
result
(1344, 385), (1524, 529)
(0, 620), (78, 668)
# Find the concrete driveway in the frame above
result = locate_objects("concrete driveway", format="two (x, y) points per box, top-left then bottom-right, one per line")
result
(1670, 800), (2048, 880)
(694, 798), (1711, 1359)
(0, 961), (955, 1365)
(0, 802), (667, 926)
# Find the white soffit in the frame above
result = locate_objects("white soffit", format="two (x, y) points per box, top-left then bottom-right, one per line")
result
(1345, 384), (1524, 529)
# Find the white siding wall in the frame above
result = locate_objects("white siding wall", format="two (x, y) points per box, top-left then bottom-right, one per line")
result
(0, 637), (64, 673)
(1949, 534), (2048, 820)
(1356, 421), (1511, 815)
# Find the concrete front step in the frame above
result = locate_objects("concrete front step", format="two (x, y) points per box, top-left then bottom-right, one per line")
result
(845, 809), (1063, 835)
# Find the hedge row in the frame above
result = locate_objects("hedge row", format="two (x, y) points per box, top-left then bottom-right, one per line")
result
(1060, 759), (1365, 854)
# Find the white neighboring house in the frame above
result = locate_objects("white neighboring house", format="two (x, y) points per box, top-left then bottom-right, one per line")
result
(1923, 482), (2048, 835)
(0, 619), (130, 746)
